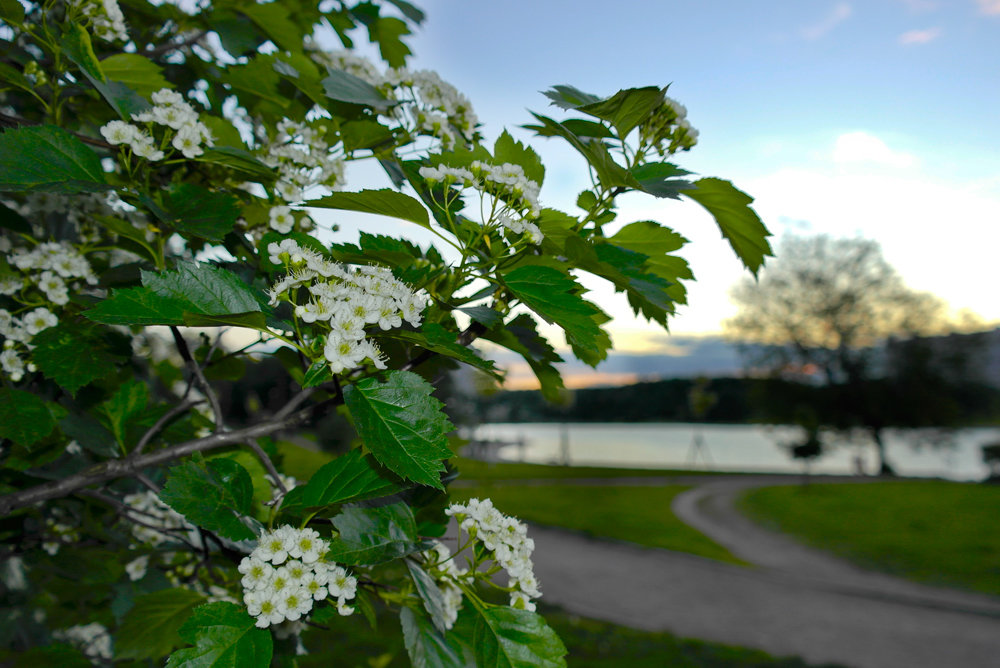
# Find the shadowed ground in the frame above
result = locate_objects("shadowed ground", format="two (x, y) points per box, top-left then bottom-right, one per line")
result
(498, 475), (1000, 668)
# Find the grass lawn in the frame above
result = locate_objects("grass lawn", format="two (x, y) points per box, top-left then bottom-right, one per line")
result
(452, 483), (743, 564)
(739, 481), (1000, 596)
(301, 603), (843, 667)
(453, 456), (721, 481)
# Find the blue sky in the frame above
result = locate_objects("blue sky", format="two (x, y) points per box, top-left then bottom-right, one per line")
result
(370, 0), (1000, 350)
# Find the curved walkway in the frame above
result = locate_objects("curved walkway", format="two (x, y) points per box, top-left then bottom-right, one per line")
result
(521, 474), (1000, 668)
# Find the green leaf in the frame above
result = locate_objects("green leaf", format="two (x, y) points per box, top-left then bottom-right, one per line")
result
(59, 413), (118, 458)
(502, 264), (610, 367)
(481, 313), (564, 402)
(83, 285), (188, 326)
(684, 177), (773, 276)
(99, 54), (170, 97)
(306, 189), (429, 228)
(299, 449), (407, 508)
(31, 324), (120, 395)
(301, 361), (332, 388)
(326, 502), (423, 565)
(406, 562), (451, 633)
(0, 125), (108, 193)
(384, 323), (499, 378)
(473, 607), (567, 668)
(457, 306), (503, 329)
(629, 161), (694, 199)
(116, 588), (206, 660)
(341, 119), (395, 152)
(0, 388), (56, 447)
(528, 114), (635, 190)
(166, 602), (272, 668)
(493, 130), (544, 185)
(608, 221), (692, 304)
(541, 85), (602, 110)
(207, 12), (260, 57)
(401, 607), (468, 668)
(322, 70), (394, 110)
(0, 0), (25, 24)
(159, 459), (256, 541)
(575, 86), (664, 138)
(196, 148), (274, 181)
(239, 3), (301, 52)
(368, 16), (413, 68)
(140, 262), (264, 319)
(102, 379), (148, 449)
(62, 23), (106, 84)
(343, 370), (454, 489)
(159, 184), (240, 241)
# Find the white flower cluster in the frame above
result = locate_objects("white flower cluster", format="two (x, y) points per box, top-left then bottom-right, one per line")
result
(420, 540), (470, 630)
(386, 69), (478, 149)
(239, 526), (357, 628)
(72, 0), (128, 42)
(123, 490), (201, 548)
(640, 95), (699, 156)
(53, 622), (113, 661)
(498, 214), (543, 245)
(304, 44), (478, 150)
(101, 89), (214, 161)
(0, 241), (97, 381)
(446, 498), (541, 611)
(267, 239), (427, 373)
(259, 119), (345, 203)
(42, 515), (81, 556)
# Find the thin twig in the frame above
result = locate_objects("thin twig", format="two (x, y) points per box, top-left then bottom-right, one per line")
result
(77, 489), (200, 550)
(245, 439), (287, 495)
(171, 326), (225, 432)
(133, 398), (202, 456)
(141, 30), (209, 58)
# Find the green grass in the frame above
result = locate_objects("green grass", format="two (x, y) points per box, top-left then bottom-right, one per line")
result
(299, 603), (843, 667)
(453, 456), (721, 481)
(453, 483), (743, 565)
(739, 481), (1000, 596)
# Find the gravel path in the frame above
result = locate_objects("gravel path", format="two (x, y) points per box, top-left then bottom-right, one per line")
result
(521, 474), (1000, 668)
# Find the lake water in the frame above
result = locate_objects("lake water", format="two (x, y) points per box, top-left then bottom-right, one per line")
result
(467, 422), (1000, 481)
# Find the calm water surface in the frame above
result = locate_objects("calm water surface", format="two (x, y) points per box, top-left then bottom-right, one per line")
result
(468, 423), (1000, 481)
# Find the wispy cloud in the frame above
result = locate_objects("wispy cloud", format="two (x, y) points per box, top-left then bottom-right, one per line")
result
(898, 27), (942, 44)
(832, 131), (918, 168)
(800, 3), (853, 40)
(977, 0), (1000, 15)
(896, 0), (938, 12)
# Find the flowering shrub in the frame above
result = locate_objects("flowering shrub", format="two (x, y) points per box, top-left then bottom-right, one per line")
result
(0, 0), (771, 665)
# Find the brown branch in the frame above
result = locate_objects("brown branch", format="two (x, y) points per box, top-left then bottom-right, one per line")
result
(0, 407), (312, 516)
(246, 439), (287, 496)
(133, 398), (202, 456)
(171, 326), (225, 432)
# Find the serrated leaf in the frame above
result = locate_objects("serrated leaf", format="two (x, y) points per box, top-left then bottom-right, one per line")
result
(0, 388), (57, 448)
(160, 184), (240, 241)
(126, 262), (265, 324)
(493, 130), (544, 185)
(401, 607), (468, 668)
(384, 323), (499, 378)
(0, 125), (109, 193)
(116, 588), (206, 660)
(31, 324), (120, 395)
(99, 54), (170, 98)
(541, 85), (602, 110)
(457, 306), (503, 329)
(102, 379), (148, 449)
(473, 607), (567, 668)
(528, 113), (636, 190)
(166, 602), (271, 668)
(301, 361), (332, 388)
(629, 161), (695, 199)
(83, 285), (188, 325)
(482, 313), (564, 402)
(684, 177), (773, 276)
(502, 264), (610, 367)
(344, 370), (453, 489)
(306, 189), (429, 228)
(322, 70), (394, 110)
(159, 459), (256, 541)
(369, 16), (413, 68)
(0, 0), (25, 24)
(326, 502), (423, 564)
(299, 449), (407, 508)
(575, 86), (664, 138)
(61, 23), (105, 84)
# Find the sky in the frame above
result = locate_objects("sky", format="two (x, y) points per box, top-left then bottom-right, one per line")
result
(320, 0), (1000, 384)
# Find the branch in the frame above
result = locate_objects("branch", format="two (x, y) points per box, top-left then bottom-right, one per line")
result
(171, 327), (225, 432)
(133, 398), (202, 456)
(142, 30), (209, 58)
(245, 439), (287, 496)
(0, 407), (312, 516)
